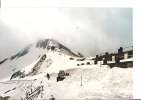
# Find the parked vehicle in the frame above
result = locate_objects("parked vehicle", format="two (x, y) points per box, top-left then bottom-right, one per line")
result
(57, 70), (66, 82)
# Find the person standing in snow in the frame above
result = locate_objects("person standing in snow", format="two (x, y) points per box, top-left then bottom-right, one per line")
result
(49, 95), (55, 100)
(47, 73), (50, 80)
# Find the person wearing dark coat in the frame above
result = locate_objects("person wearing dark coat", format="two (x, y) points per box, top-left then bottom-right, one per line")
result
(49, 95), (55, 100)
(47, 73), (50, 80)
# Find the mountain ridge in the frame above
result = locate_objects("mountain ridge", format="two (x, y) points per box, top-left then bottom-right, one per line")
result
(0, 38), (82, 80)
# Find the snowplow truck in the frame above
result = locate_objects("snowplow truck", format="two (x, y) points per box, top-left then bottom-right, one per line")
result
(57, 70), (66, 82)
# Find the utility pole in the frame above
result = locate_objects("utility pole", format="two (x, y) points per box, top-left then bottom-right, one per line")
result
(80, 71), (83, 86)
(100, 61), (102, 67)
(40, 81), (44, 98)
(40, 85), (44, 98)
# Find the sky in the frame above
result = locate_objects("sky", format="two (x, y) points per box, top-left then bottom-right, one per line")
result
(0, 8), (132, 59)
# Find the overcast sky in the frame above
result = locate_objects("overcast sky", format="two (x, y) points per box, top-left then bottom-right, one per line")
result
(0, 8), (132, 59)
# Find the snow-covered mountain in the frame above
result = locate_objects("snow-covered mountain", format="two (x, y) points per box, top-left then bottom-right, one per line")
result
(0, 39), (79, 80)
(0, 38), (132, 100)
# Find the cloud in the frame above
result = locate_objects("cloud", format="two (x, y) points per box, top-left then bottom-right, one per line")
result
(0, 20), (30, 59)
(0, 8), (132, 59)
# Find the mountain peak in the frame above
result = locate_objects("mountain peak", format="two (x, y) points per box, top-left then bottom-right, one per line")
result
(3, 38), (80, 62)
(36, 38), (60, 49)
(35, 38), (78, 56)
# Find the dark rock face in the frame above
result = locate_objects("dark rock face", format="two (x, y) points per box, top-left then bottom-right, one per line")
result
(36, 39), (63, 49)
(36, 39), (78, 56)
(10, 45), (31, 60)
(36, 39), (49, 49)
(10, 70), (25, 80)
(0, 96), (10, 100)
(31, 54), (47, 75)
(0, 58), (8, 64)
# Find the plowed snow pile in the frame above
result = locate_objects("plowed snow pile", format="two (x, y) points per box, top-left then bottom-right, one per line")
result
(0, 65), (132, 100)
